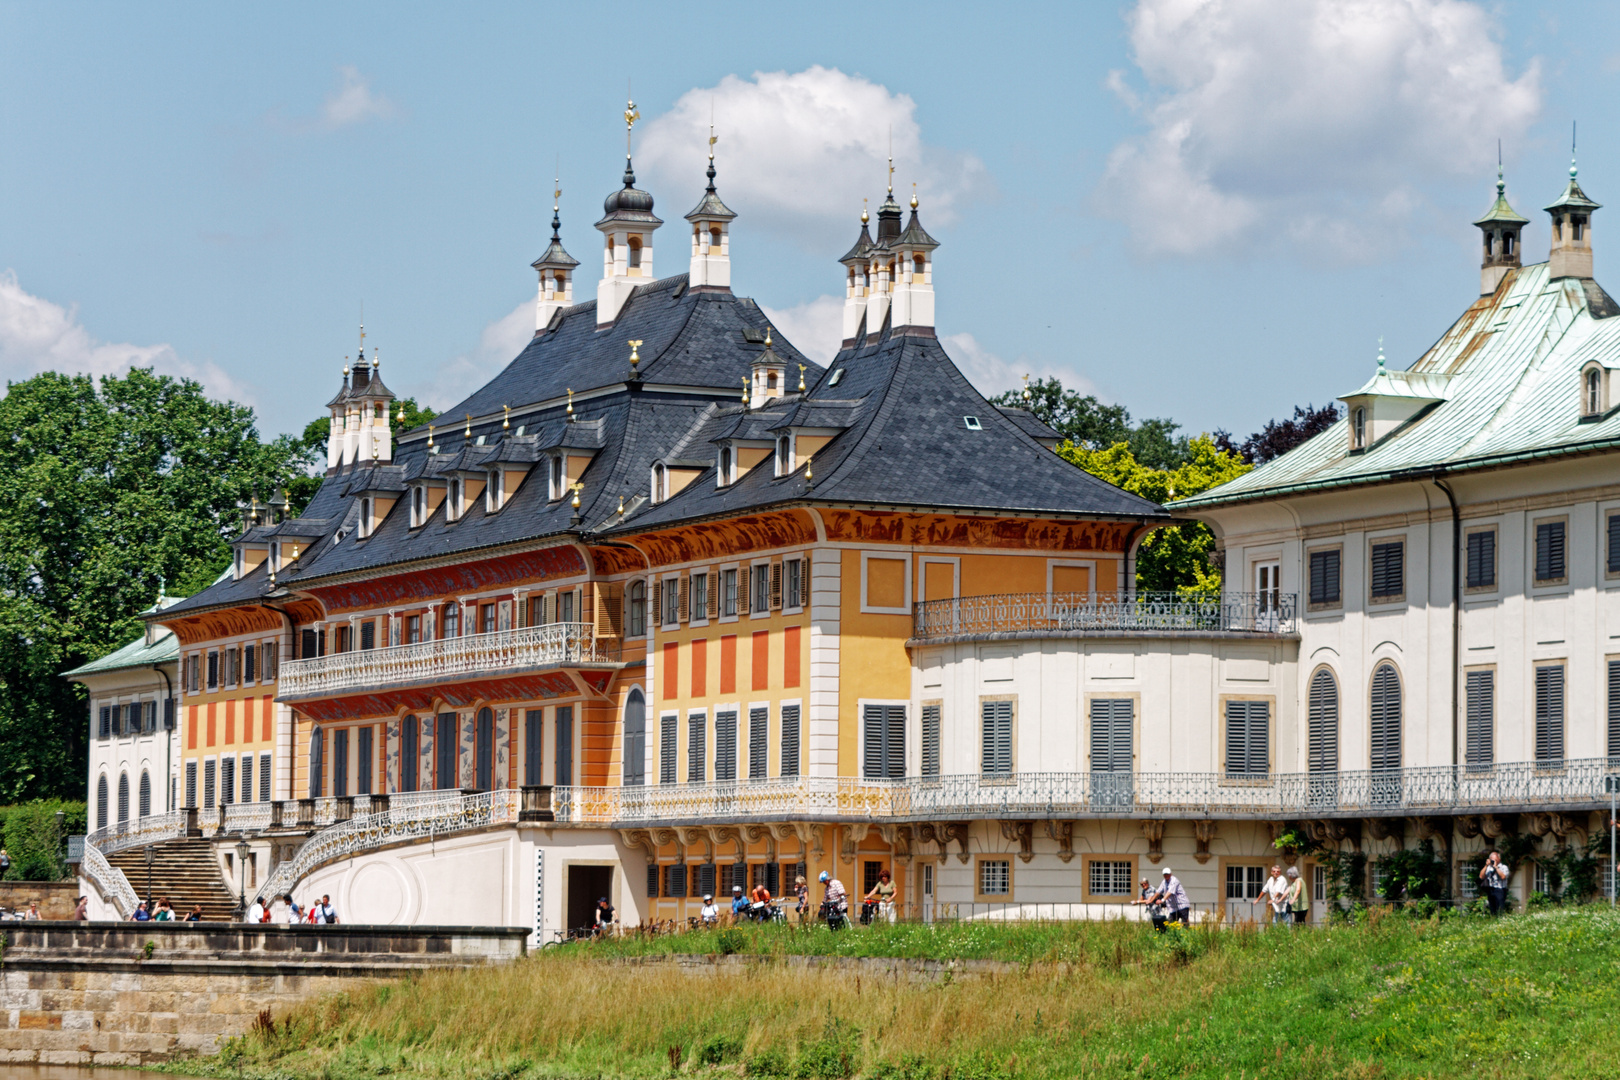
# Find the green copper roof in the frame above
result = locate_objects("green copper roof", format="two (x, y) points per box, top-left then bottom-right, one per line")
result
(61, 627), (178, 678)
(1172, 261), (1620, 510)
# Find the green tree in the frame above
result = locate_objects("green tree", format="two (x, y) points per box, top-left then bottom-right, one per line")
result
(0, 369), (317, 800)
(1058, 436), (1251, 592)
(991, 378), (1190, 470)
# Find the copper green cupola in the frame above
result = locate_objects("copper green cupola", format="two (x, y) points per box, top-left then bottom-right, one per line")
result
(1474, 162), (1528, 295)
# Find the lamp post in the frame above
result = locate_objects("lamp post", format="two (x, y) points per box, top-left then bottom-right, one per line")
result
(234, 838), (250, 920)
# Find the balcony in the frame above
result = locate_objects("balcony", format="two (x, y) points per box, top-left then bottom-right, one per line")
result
(553, 758), (1612, 826)
(278, 622), (619, 703)
(911, 591), (1297, 642)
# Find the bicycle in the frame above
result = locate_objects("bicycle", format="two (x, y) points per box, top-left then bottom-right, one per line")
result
(541, 925), (593, 949)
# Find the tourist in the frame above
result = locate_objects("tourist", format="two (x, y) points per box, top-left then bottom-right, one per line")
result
(281, 895), (303, 924)
(594, 896), (615, 937)
(24, 902), (40, 921)
(1132, 876), (1166, 931)
(699, 893), (719, 927)
(314, 894), (338, 924)
(1157, 868), (1190, 929)
(819, 871), (848, 929)
(1479, 850), (1511, 915)
(794, 874), (809, 925)
(1257, 866), (1289, 929)
(730, 885), (749, 921)
(1285, 867), (1308, 925)
(131, 901), (150, 921)
(246, 896), (266, 923)
(749, 883), (773, 922)
(184, 904), (203, 921)
(0, 847), (11, 878)
(864, 869), (897, 924)
(153, 898), (173, 921)
(73, 896), (88, 921)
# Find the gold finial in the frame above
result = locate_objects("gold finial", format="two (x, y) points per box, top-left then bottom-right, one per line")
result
(570, 481), (584, 509)
(396, 401), (405, 423)
(798, 363), (807, 392)
(503, 405), (511, 431)
(372, 346), (379, 370)
(910, 183), (918, 211)
(741, 376), (750, 403)
(624, 96), (640, 157)
(805, 458), (812, 484)
(566, 387), (575, 420)
(359, 322), (365, 353)
(464, 413), (472, 438)
(617, 494), (625, 516)
(861, 198), (869, 225)
(290, 544), (299, 560)
(554, 178), (561, 210)
(371, 433), (378, 460)
(1022, 373), (1031, 402)
(629, 339), (643, 368)
(764, 325), (773, 347)
(343, 358), (350, 377)
(887, 155), (894, 195)
(427, 424), (435, 448)
(708, 124), (717, 162)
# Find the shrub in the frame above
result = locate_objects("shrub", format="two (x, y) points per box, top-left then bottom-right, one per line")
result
(0, 800), (85, 880)
(714, 928), (746, 955)
(794, 1016), (861, 1080)
(746, 1048), (791, 1078)
(697, 1034), (743, 1066)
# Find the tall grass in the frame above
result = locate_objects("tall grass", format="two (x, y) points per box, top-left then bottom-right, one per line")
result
(196, 907), (1620, 1080)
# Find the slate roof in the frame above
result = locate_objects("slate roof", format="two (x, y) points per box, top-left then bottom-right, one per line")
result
(1173, 261), (1620, 510)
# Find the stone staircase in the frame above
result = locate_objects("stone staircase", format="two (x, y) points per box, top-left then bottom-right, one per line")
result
(107, 838), (240, 921)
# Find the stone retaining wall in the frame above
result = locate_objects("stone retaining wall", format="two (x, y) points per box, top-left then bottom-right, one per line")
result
(0, 882), (77, 921)
(0, 922), (529, 1066)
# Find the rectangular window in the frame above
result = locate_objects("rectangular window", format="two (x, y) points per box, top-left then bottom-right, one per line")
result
(863, 860), (884, 896)
(263, 643), (277, 681)
(185, 761), (197, 808)
(407, 615), (422, 643)
(1535, 664), (1565, 765)
(1609, 660), (1620, 762)
(554, 706), (573, 786)
(752, 566), (771, 613)
(226, 647), (238, 686)
(714, 710), (737, 782)
(1466, 530), (1497, 589)
(921, 704), (941, 777)
(1308, 549), (1341, 606)
(1089, 699), (1133, 772)
(1087, 860), (1133, 897)
(646, 864), (660, 899)
(244, 644), (256, 683)
(207, 651), (219, 689)
(335, 625), (351, 653)
(749, 706), (768, 779)
(558, 591), (575, 623)
(862, 704), (905, 779)
(332, 729), (349, 797)
(687, 712), (707, 783)
(978, 859), (1011, 897)
(145, 700), (158, 733)
(220, 756), (235, 805)
(698, 863), (717, 899)
(661, 580), (679, 627)
(400, 716), (419, 793)
(1458, 863), (1479, 900)
(259, 752), (272, 803)
(522, 710), (542, 786)
(1224, 700), (1270, 777)
(98, 706), (110, 739)
(779, 705), (800, 777)
(785, 559), (803, 609)
(691, 573), (709, 621)
(1225, 864), (1266, 901)
(360, 621), (376, 650)
(203, 759), (216, 808)
(480, 604), (496, 634)
(660, 714), (677, 784)
(1370, 541), (1404, 601)
(722, 569), (738, 617)
(1535, 520), (1567, 583)
(664, 864), (687, 899)
(310, 728), (324, 797)
(755, 862), (781, 898)
(981, 700), (1012, 776)
(528, 595), (547, 628)
(1312, 865), (1326, 903)
(442, 605), (459, 639)
(435, 714), (458, 790)
(1609, 512), (1620, 575)
(239, 753), (252, 804)
(1465, 669), (1494, 771)
(356, 726), (373, 795)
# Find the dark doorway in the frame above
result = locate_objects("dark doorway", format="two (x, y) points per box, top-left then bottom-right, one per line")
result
(566, 864), (613, 937)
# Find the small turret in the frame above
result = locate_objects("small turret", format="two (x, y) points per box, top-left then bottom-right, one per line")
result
(838, 205), (873, 347)
(533, 178), (579, 332)
(750, 326), (787, 408)
(1547, 133), (1600, 281)
(324, 362), (350, 475)
(596, 99), (662, 326)
(1474, 157), (1528, 295)
(685, 129), (736, 291)
(890, 186), (939, 331)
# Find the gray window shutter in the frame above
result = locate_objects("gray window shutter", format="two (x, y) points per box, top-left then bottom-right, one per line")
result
(1466, 669), (1494, 769)
(688, 714), (706, 783)
(1369, 664), (1402, 773)
(1224, 701), (1269, 776)
(259, 753), (272, 803)
(1089, 699), (1133, 773)
(1536, 522), (1566, 582)
(660, 714), (677, 784)
(623, 690), (646, 787)
(862, 705), (905, 779)
(1608, 661), (1620, 762)
(1307, 670), (1339, 773)
(555, 707), (574, 787)
(715, 711), (737, 781)
(1370, 543), (1404, 599)
(1535, 665), (1565, 764)
(185, 761), (197, 808)
(779, 705), (800, 777)
(921, 705), (941, 777)
(981, 701), (1012, 775)
(1467, 531), (1496, 588)
(749, 707), (768, 779)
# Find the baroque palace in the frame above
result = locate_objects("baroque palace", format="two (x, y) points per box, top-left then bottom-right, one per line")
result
(75, 123), (1620, 933)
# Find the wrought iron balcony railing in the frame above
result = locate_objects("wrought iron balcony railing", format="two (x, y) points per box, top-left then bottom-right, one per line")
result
(278, 622), (619, 700)
(554, 758), (1613, 825)
(912, 591), (1297, 641)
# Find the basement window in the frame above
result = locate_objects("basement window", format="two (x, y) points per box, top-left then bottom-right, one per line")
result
(963, 416), (982, 431)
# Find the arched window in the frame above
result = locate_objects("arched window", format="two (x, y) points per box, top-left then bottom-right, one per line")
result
(719, 447), (732, 486)
(360, 497), (372, 537)
(475, 707), (494, 791)
(628, 580), (647, 637)
(138, 770), (151, 818)
(309, 726), (324, 798)
(1504, 231), (1515, 256)
(116, 772), (129, 823)
(442, 603), (460, 639)
(1369, 662), (1402, 807)
(652, 463), (666, 503)
(623, 689), (646, 787)
(766, 372), (777, 391)
(550, 456), (564, 499)
(1484, 232), (1494, 257)
(448, 479), (461, 520)
(709, 226), (722, 251)
(1586, 369), (1603, 416)
(1353, 407), (1367, 449)
(96, 775), (109, 830)
(628, 235), (642, 269)
(1308, 669), (1339, 774)
(776, 437), (791, 476)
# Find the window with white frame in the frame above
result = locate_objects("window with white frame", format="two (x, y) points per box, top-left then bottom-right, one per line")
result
(690, 573), (709, 622)
(721, 568), (739, 618)
(784, 559), (804, 610)
(775, 435), (791, 476)
(1088, 860), (1133, 897)
(487, 470), (502, 512)
(978, 858), (1011, 897)
(717, 446), (733, 487)
(446, 478), (462, 521)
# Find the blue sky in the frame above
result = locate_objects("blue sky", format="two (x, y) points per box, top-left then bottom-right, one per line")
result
(0, 0), (1615, 443)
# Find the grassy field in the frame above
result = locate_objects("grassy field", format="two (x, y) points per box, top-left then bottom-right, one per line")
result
(186, 907), (1620, 1080)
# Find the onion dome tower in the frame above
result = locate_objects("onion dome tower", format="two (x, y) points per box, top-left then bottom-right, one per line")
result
(596, 99), (662, 325)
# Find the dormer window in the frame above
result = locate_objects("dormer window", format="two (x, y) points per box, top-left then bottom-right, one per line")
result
(486, 470), (502, 512)
(652, 462), (667, 504)
(718, 446), (733, 487)
(775, 436), (791, 477)
(1583, 364), (1607, 419)
(1352, 407), (1367, 450)
(359, 497), (373, 538)
(447, 478), (463, 522)
(269, 543), (280, 573)
(410, 486), (426, 528)
(549, 456), (564, 500)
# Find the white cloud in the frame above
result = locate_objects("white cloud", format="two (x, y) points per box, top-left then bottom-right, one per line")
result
(0, 270), (256, 404)
(637, 67), (991, 250)
(1099, 0), (1542, 257)
(941, 332), (1097, 403)
(406, 297), (533, 414)
(760, 295), (844, 367)
(321, 65), (395, 129)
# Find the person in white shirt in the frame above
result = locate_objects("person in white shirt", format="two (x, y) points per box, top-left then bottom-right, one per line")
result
(314, 894), (338, 924)
(1255, 866), (1290, 928)
(1479, 850), (1511, 915)
(245, 898), (265, 924)
(699, 894), (719, 927)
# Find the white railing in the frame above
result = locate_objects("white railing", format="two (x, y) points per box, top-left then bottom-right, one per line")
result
(221, 801), (274, 833)
(80, 844), (139, 918)
(554, 758), (1620, 825)
(279, 622), (617, 700)
(85, 812), (184, 857)
(254, 789), (521, 906)
(912, 592), (1298, 640)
